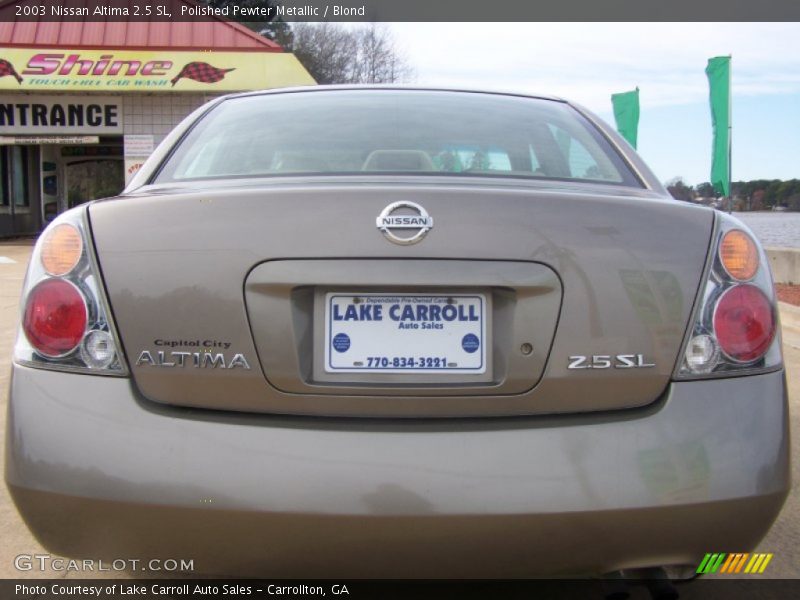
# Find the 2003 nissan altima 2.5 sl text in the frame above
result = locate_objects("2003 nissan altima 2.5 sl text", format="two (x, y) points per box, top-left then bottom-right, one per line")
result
(5, 87), (789, 579)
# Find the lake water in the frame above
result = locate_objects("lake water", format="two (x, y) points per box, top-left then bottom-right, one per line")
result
(731, 212), (800, 249)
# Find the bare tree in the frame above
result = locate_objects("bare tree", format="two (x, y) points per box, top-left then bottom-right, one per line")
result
(291, 23), (413, 85)
(665, 177), (695, 202)
(202, 0), (292, 46)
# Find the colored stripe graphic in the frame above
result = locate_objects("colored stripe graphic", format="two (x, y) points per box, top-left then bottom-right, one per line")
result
(700, 553), (774, 575)
(697, 554), (713, 574)
(720, 553), (747, 573)
(697, 553), (728, 574)
(745, 554), (761, 573)
(719, 553), (735, 573)
(758, 554), (773, 573)
(734, 553), (749, 573)
(711, 553), (726, 573)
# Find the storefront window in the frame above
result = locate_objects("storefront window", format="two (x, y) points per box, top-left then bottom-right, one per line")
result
(66, 159), (124, 207)
(0, 148), (7, 210)
(11, 146), (29, 209)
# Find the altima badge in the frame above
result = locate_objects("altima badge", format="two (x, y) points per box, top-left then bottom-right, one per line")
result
(376, 201), (433, 245)
(136, 350), (251, 370)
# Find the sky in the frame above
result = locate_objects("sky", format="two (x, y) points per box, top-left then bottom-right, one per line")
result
(389, 23), (800, 186)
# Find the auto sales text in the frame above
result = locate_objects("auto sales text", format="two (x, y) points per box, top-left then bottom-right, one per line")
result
(15, 583), (341, 596)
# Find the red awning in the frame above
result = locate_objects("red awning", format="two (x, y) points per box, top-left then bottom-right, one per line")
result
(0, 0), (283, 52)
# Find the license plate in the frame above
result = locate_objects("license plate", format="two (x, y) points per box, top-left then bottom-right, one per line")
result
(324, 293), (487, 374)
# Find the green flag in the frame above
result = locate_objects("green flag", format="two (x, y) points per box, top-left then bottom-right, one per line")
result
(705, 56), (731, 197)
(611, 88), (640, 149)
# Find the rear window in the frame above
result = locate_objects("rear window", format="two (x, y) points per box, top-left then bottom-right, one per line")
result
(156, 90), (639, 186)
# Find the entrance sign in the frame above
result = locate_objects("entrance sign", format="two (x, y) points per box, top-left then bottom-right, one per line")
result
(0, 95), (122, 134)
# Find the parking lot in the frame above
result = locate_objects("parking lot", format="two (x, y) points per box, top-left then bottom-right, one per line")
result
(1, 239), (798, 580)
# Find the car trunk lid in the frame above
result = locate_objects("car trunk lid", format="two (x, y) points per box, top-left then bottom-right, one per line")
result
(89, 180), (713, 417)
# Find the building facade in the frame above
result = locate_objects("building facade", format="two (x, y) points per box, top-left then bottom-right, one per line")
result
(0, 3), (314, 236)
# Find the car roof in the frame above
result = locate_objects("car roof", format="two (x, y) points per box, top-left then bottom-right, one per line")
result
(219, 85), (568, 104)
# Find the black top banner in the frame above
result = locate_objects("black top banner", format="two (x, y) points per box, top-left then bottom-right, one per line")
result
(2, 0), (800, 23)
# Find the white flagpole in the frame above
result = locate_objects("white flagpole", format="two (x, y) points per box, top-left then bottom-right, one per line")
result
(728, 55), (733, 214)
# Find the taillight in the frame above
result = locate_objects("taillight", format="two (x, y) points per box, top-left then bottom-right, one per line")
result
(719, 229), (758, 281)
(23, 279), (87, 357)
(40, 222), (83, 276)
(676, 214), (782, 379)
(713, 284), (775, 362)
(14, 207), (127, 375)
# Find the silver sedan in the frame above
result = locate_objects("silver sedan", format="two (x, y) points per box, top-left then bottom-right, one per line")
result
(6, 87), (789, 580)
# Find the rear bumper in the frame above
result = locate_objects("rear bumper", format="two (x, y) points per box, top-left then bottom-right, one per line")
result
(5, 365), (790, 577)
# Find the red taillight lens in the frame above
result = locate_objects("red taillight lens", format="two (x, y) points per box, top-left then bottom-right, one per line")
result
(23, 279), (87, 358)
(713, 284), (775, 363)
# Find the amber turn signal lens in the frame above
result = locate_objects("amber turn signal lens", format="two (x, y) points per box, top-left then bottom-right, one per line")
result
(719, 229), (759, 281)
(41, 223), (83, 276)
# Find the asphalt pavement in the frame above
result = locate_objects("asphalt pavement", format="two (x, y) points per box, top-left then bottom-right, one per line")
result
(0, 240), (797, 582)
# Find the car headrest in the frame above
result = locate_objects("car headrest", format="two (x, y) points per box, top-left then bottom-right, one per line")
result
(362, 150), (436, 172)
